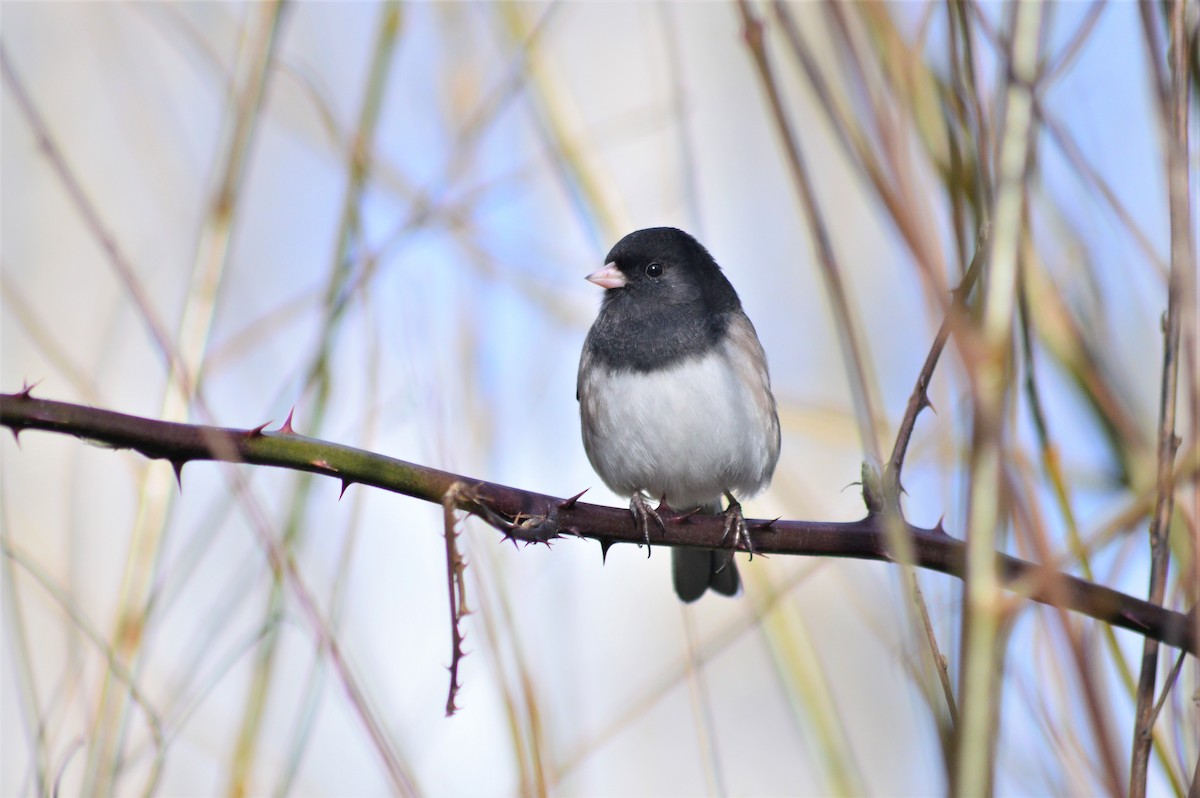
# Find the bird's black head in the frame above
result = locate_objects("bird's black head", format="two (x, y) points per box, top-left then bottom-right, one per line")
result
(585, 227), (743, 371)
(595, 227), (740, 314)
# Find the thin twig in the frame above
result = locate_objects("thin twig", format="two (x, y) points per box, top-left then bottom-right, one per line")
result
(912, 572), (958, 728)
(1146, 650), (1189, 735)
(1130, 1), (1191, 794)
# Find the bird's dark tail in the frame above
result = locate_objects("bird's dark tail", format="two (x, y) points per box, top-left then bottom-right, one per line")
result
(671, 501), (740, 602)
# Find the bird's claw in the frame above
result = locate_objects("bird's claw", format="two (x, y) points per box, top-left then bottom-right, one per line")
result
(720, 492), (756, 561)
(630, 494), (665, 558)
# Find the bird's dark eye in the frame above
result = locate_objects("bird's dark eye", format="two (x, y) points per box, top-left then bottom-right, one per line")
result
(645, 262), (663, 278)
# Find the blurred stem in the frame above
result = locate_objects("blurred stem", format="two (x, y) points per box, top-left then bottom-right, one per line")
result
(550, 561), (828, 789)
(1019, 244), (1187, 795)
(81, 5), (286, 794)
(753, 586), (866, 795)
(955, 2), (1042, 795)
(1006, 465), (1126, 795)
(680, 608), (727, 797)
(658, 4), (704, 233)
(948, 0), (993, 217)
(772, 2), (949, 299)
(833, 3), (952, 295)
(737, 0), (884, 465)
(0, 534), (166, 784)
(729, 14), (945, 772)
(0, 272), (101, 403)
(0, 515), (50, 796)
(0, 45), (191, 393)
(469, 528), (549, 797)
(273, 319), (384, 797)
(1130, 0), (1191, 794)
(226, 4), (404, 796)
(497, 1), (628, 246)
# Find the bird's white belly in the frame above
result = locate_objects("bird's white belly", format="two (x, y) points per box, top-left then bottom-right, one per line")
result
(580, 349), (776, 509)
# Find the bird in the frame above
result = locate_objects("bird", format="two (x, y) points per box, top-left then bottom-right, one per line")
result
(577, 227), (781, 601)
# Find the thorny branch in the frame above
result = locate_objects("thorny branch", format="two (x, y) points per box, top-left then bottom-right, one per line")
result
(883, 230), (989, 509)
(442, 484), (472, 716)
(2, 389), (1194, 659)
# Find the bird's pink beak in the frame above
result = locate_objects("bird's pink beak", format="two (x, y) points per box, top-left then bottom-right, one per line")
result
(586, 262), (626, 290)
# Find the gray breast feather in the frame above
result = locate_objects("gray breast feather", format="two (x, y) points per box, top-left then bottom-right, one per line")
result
(578, 314), (780, 510)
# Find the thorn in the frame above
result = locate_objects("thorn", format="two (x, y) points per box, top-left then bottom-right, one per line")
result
(598, 537), (615, 564)
(339, 479), (352, 499)
(18, 379), (43, 398)
(279, 406), (297, 435)
(246, 421), (271, 437)
(841, 481), (862, 493)
(557, 488), (589, 510)
(170, 460), (185, 491)
(755, 516), (781, 530)
(926, 397), (938, 415)
(7, 425), (22, 446)
(933, 516), (947, 535)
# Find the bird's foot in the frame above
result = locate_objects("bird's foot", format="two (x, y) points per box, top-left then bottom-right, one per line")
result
(720, 492), (756, 561)
(630, 494), (665, 558)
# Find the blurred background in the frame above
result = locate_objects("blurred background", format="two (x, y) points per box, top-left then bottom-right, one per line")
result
(1, 2), (1195, 796)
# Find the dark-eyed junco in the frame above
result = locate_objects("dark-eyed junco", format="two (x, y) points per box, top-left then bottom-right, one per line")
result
(577, 227), (781, 601)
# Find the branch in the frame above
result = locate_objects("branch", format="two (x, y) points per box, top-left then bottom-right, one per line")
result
(1, 390), (1194, 657)
(441, 484), (472, 717)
